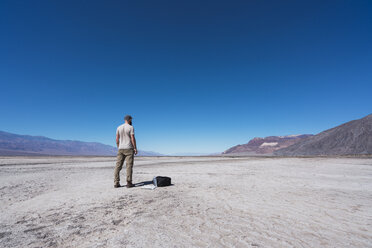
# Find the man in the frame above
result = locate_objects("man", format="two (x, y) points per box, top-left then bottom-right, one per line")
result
(114, 115), (138, 188)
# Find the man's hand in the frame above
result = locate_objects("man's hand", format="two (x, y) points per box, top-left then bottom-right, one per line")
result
(131, 134), (137, 155)
(116, 133), (120, 148)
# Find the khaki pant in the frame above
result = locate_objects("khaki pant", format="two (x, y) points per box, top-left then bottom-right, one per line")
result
(114, 148), (134, 184)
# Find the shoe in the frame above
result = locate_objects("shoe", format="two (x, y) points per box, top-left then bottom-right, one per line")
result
(114, 184), (121, 188)
(126, 181), (134, 188)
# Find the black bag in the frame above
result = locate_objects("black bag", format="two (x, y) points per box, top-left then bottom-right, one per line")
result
(153, 176), (171, 187)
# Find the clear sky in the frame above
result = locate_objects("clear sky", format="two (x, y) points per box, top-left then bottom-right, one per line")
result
(1, 1), (371, 154)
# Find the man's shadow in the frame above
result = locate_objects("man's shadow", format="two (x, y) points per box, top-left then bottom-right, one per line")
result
(134, 180), (154, 187)
(134, 180), (174, 187)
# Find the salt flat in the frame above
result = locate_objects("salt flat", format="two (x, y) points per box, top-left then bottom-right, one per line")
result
(0, 156), (372, 248)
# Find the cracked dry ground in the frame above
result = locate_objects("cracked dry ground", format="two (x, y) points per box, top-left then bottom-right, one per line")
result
(1, 156), (372, 247)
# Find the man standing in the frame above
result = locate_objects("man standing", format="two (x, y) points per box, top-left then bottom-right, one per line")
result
(114, 115), (138, 188)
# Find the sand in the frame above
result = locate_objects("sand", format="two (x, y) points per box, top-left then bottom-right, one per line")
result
(0, 156), (372, 247)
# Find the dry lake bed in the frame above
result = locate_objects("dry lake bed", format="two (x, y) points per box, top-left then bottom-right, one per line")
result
(0, 156), (372, 248)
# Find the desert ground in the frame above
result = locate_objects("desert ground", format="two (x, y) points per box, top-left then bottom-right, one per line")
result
(0, 156), (371, 248)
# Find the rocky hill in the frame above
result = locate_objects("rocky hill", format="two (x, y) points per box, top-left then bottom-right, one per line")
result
(223, 134), (313, 155)
(274, 114), (372, 156)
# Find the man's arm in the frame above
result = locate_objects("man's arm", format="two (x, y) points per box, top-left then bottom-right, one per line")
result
(116, 133), (120, 148)
(131, 134), (137, 155)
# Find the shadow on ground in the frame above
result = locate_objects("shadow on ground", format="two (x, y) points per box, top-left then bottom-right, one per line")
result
(134, 180), (153, 187)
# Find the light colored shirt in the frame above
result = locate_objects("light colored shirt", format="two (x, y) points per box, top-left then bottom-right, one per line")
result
(116, 123), (134, 149)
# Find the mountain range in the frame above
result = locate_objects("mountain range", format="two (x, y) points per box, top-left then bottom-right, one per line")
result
(274, 114), (372, 156)
(1, 113), (371, 157)
(223, 134), (313, 155)
(223, 113), (372, 156)
(0, 131), (163, 156)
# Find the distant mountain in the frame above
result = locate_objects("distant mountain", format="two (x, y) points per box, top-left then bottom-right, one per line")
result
(223, 134), (313, 155)
(274, 114), (372, 156)
(137, 150), (164, 156)
(169, 152), (221, 156)
(0, 131), (163, 156)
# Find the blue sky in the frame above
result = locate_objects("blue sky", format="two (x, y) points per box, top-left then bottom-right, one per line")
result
(1, 0), (371, 154)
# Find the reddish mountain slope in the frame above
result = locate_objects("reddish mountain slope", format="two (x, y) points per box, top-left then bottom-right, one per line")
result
(223, 135), (313, 155)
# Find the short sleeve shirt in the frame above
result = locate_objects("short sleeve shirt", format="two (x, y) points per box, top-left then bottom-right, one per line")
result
(116, 123), (134, 149)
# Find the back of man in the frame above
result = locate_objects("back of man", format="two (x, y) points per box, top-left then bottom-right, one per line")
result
(114, 115), (137, 188)
(116, 123), (134, 149)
